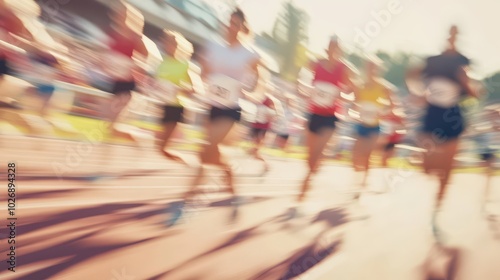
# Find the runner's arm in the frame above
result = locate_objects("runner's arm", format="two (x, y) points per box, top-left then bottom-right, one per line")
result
(246, 57), (261, 93)
(457, 67), (478, 98)
(180, 65), (195, 96)
(344, 64), (359, 100)
(134, 35), (149, 59)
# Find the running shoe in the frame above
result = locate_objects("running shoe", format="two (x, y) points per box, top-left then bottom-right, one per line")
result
(167, 201), (185, 227)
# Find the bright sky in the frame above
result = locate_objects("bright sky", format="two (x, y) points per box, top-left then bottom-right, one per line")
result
(237, 0), (500, 77)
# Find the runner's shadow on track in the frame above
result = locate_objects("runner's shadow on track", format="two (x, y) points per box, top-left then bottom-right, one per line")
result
(252, 237), (342, 280)
(7, 168), (183, 182)
(208, 196), (271, 207)
(16, 226), (173, 280)
(152, 209), (344, 279)
(279, 207), (349, 232)
(152, 224), (264, 279)
(422, 244), (462, 280)
(18, 188), (85, 200)
(162, 197), (275, 227)
(311, 208), (349, 227)
(18, 200), (166, 234)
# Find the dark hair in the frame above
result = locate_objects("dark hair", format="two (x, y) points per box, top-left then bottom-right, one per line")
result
(232, 8), (246, 23)
(231, 8), (249, 34)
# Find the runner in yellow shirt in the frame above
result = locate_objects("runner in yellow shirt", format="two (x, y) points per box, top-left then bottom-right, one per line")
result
(352, 57), (394, 192)
(152, 30), (193, 163)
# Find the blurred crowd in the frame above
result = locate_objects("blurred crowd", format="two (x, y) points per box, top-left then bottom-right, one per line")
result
(0, 0), (498, 167)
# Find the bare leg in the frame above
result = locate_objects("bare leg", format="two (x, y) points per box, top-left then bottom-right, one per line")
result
(482, 158), (495, 215)
(382, 146), (395, 167)
(298, 127), (334, 203)
(352, 136), (365, 172)
(107, 91), (132, 130)
(276, 136), (288, 150)
(428, 139), (459, 242)
(420, 133), (439, 175)
(157, 122), (185, 164)
(484, 159), (494, 201)
(351, 133), (378, 198)
(251, 131), (269, 172)
(38, 93), (53, 119)
(425, 139), (459, 207)
(362, 134), (379, 186)
(188, 118), (236, 199)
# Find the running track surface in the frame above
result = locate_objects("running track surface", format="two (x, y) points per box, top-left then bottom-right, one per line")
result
(0, 136), (499, 280)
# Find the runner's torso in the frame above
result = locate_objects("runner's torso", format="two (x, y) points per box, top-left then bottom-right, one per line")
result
(309, 60), (346, 116)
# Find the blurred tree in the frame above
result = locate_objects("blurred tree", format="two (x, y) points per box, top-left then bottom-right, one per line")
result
(346, 52), (364, 70)
(483, 72), (500, 102)
(347, 51), (413, 91)
(255, 32), (280, 54)
(271, 1), (309, 81)
(381, 52), (411, 90)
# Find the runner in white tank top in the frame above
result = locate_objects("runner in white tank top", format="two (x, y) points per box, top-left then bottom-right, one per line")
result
(169, 8), (260, 226)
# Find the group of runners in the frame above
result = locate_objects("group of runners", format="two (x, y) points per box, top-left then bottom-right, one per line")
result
(1, 2), (498, 243)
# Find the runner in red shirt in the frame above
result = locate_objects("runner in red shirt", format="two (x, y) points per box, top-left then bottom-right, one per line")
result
(381, 110), (406, 167)
(102, 1), (148, 135)
(250, 95), (276, 173)
(294, 35), (357, 213)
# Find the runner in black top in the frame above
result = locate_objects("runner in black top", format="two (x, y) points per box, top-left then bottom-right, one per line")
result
(407, 25), (479, 242)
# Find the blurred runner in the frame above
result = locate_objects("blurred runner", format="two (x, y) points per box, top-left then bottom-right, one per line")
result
(102, 1), (148, 137)
(169, 8), (261, 226)
(27, 49), (61, 118)
(381, 109), (406, 167)
(407, 25), (479, 242)
(273, 96), (296, 152)
(351, 57), (394, 191)
(294, 35), (357, 212)
(0, 0), (63, 118)
(249, 94), (276, 173)
(474, 107), (499, 214)
(0, 0), (34, 81)
(150, 29), (193, 164)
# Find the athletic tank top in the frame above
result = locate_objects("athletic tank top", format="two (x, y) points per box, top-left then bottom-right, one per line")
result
(204, 40), (259, 108)
(309, 61), (346, 116)
(273, 106), (294, 134)
(108, 28), (140, 58)
(154, 55), (191, 106)
(356, 81), (389, 126)
(422, 53), (470, 108)
(106, 28), (140, 81)
(253, 97), (274, 128)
